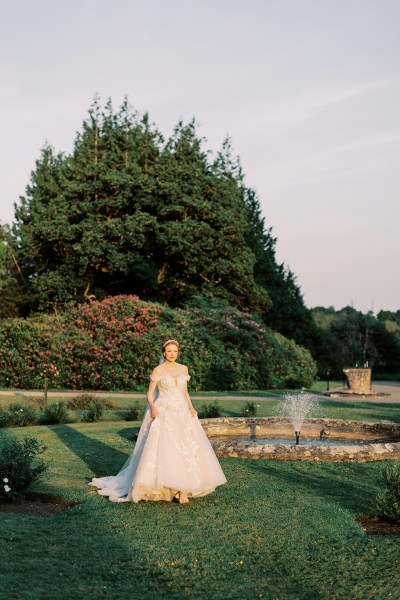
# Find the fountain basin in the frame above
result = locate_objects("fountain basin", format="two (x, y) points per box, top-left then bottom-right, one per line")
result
(201, 417), (400, 462)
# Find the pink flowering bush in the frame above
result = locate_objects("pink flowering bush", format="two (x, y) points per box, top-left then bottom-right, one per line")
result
(0, 295), (317, 391)
(173, 299), (317, 390)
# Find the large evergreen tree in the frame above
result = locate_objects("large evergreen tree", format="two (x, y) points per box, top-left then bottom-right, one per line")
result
(12, 99), (269, 313)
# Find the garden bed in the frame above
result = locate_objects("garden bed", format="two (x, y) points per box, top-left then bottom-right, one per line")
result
(0, 494), (79, 516)
(357, 516), (400, 536)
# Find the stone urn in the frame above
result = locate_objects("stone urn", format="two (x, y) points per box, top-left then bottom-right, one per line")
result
(343, 367), (372, 394)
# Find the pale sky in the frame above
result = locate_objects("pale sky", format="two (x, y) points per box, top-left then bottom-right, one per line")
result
(1, 0), (399, 313)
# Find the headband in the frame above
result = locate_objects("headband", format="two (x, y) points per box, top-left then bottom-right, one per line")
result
(162, 339), (180, 349)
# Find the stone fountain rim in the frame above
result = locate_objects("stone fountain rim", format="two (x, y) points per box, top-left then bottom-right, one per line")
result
(200, 417), (400, 462)
(201, 416), (400, 430)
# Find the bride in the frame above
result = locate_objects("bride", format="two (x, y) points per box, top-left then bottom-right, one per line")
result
(89, 339), (227, 504)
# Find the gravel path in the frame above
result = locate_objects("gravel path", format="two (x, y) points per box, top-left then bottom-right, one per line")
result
(0, 382), (399, 403)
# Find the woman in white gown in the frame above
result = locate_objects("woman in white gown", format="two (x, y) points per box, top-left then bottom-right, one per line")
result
(89, 339), (227, 504)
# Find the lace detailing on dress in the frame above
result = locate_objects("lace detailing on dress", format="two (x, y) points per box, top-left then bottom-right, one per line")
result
(89, 370), (226, 503)
(150, 374), (191, 383)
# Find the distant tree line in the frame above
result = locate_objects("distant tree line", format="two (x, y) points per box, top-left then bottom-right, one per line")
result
(311, 306), (400, 377)
(1, 98), (399, 380)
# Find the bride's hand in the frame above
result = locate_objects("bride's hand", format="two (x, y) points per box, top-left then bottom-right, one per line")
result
(189, 407), (197, 418)
(151, 408), (159, 419)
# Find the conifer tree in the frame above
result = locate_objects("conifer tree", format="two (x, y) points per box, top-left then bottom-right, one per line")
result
(12, 100), (269, 312)
(150, 121), (269, 310)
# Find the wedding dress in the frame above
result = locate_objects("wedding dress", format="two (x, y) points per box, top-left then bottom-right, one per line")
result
(89, 374), (227, 502)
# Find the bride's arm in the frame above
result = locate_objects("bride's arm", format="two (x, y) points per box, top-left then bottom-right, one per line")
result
(147, 374), (159, 419)
(182, 367), (197, 417)
(184, 388), (197, 417)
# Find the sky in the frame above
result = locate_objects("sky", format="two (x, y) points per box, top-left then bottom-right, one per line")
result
(1, 0), (399, 313)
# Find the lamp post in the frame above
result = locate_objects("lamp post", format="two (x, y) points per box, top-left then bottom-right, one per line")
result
(326, 369), (331, 392)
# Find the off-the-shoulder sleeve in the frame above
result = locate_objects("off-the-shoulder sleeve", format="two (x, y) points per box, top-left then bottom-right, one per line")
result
(185, 375), (191, 382)
(149, 374), (161, 382)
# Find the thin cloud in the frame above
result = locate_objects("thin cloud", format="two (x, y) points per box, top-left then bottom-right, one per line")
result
(262, 128), (400, 188)
(248, 79), (395, 130)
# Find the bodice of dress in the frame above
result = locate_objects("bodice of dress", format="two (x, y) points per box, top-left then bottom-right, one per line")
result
(150, 374), (191, 408)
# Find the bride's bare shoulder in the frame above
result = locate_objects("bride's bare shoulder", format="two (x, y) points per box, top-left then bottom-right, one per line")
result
(176, 362), (189, 373)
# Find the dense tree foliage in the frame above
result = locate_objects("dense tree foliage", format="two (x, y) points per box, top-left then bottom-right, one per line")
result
(12, 99), (269, 315)
(311, 306), (400, 376)
(377, 310), (400, 340)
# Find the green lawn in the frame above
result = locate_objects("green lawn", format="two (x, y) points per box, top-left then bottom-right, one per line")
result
(1, 384), (400, 425)
(1, 418), (399, 600)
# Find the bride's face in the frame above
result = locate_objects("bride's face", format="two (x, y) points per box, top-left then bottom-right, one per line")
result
(164, 343), (179, 363)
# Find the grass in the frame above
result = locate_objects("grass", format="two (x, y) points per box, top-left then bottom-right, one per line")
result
(2, 391), (400, 424)
(1, 419), (400, 599)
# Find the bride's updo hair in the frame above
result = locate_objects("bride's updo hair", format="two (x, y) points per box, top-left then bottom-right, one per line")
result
(162, 338), (180, 356)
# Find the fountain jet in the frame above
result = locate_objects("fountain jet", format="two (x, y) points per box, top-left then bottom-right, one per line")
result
(279, 391), (321, 446)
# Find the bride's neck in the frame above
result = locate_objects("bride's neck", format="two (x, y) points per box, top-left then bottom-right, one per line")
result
(164, 361), (177, 368)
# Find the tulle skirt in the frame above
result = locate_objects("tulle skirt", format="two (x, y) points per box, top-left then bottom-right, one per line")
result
(89, 402), (227, 503)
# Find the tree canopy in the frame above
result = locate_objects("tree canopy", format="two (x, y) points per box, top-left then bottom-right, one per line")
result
(12, 99), (273, 314)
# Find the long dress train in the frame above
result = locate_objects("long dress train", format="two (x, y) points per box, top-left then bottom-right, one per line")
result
(89, 374), (227, 502)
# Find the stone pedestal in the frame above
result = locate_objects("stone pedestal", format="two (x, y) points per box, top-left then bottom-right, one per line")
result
(343, 368), (371, 394)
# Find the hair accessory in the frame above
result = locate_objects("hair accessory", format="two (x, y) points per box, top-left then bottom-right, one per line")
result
(162, 339), (180, 349)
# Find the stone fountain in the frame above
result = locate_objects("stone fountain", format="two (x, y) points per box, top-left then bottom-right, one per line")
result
(202, 417), (400, 462)
(200, 390), (400, 461)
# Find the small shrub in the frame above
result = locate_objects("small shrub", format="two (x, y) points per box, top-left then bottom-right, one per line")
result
(24, 395), (47, 410)
(198, 401), (222, 419)
(68, 393), (114, 410)
(41, 401), (70, 424)
(375, 462), (400, 522)
(241, 401), (258, 417)
(0, 408), (14, 428)
(123, 401), (144, 421)
(8, 403), (38, 427)
(0, 436), (48, 500)
(82, 398), (106, 423)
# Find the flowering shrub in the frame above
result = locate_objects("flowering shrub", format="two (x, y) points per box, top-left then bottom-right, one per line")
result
(241, 401), (258, 417)
(0, 435), (48, 500)
(8, 403), (38, 427)
(0, 404), (38, 428)
(0, 294), (317, 391)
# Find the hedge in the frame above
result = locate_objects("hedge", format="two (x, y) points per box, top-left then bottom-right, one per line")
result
(0, 295), (317, 391)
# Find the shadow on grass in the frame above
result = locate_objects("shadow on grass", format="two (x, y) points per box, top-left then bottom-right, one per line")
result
(246, 459), (381, 514)
(117, 426), (139, 443)
(52, 424), (129, 478)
